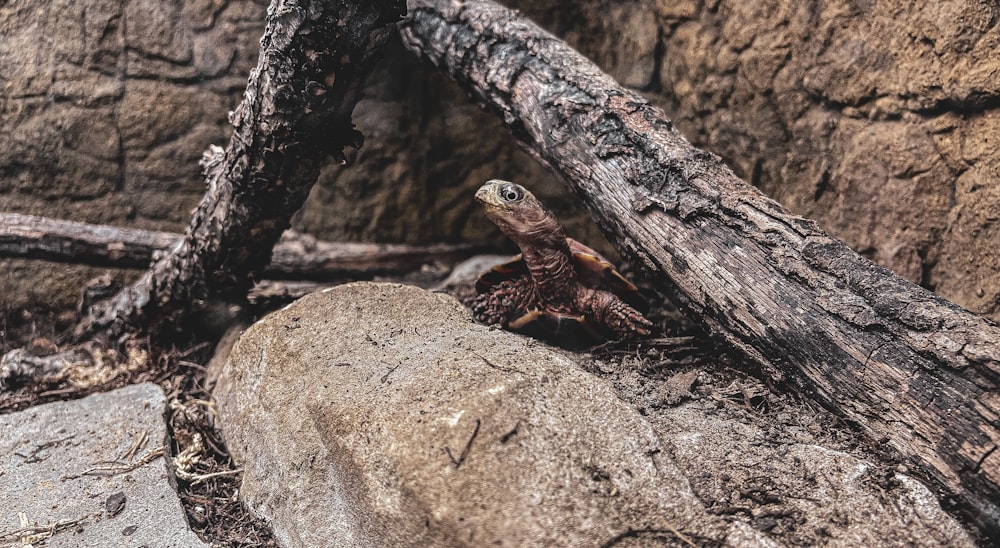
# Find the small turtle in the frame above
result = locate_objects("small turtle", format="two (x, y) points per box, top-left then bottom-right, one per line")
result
(472, 179), (653, 344)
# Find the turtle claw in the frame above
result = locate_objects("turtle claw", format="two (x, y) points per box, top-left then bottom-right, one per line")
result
(584, 290), (654, 340)
(619, 309), (655, 338)
(606, 304), (655, 339)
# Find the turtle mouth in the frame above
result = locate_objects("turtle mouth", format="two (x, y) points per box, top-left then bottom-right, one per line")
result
(477, 182), (519, 232)
(474, 185), (500, 208)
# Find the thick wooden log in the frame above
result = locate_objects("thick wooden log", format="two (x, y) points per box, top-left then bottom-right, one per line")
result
(75, 0), (405, 340)
(400, 0), (1000, 535)
(0, 213), (476, 278)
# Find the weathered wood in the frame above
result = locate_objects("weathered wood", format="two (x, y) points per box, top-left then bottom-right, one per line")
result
(248, 280), (331, 305)
(0, 213), (476, 278)
(0, 348), (89, 390)
(400, 0), (1000, 534)
(75, 0), (405, 340)
(0, 213), (178, 269)
(267, 231), (477, 279)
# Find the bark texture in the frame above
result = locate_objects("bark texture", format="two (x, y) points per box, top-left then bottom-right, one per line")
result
(0, 213), (179, 269)
(400, 0), (1000, 534)
(76, 0), (405, 339)
(266, 232), (476, 279)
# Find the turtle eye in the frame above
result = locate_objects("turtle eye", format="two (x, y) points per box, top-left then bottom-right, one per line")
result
(499, 184), (524, 202)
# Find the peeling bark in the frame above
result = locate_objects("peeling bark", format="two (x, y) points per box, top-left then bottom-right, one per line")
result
(75, 0), (406, 341)
(400, 0), (1000, 534)
(0, 213), (476, 278)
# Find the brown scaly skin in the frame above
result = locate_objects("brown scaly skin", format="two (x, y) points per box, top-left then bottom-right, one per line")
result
(471, 275), (536, 326)
(473, 180), (653, 341)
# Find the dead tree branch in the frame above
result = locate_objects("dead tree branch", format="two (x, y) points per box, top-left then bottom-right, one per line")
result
(0, 213), (476, 278)
(400, 0), (1000, 534)
(74, 0), (405, 342)
(266, 231), (477, 279)
(0, 213), (179, 269)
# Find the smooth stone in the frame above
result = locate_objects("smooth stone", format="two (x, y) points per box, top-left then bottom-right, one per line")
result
(0, 383), (207, 547)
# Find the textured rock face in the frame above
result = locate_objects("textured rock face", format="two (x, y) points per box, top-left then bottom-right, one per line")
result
(212, 282), (974, 546)
(4, 1), (997, 320)
(639, 0), (1000, 320)
(0, 0), (265, 308)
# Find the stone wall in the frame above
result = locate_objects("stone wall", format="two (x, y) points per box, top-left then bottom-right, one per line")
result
(0, 0), (267, 308)
(639, 1), (1000, 319)
(2, 0), (997, 321)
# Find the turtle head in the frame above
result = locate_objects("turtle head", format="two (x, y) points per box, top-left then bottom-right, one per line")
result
(475, 180), (563, 248)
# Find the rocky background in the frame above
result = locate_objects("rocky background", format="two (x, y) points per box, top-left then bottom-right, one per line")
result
(0, 0), (267, 309)
(2, 0), (997, 321)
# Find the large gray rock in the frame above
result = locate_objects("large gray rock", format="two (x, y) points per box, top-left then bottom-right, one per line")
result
(213, 282), (768, 546)
(213, 282), (974, 547)
(0, 383), (206, 547)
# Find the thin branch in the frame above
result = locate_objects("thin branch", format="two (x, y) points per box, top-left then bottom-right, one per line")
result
(0, 213), (478, 278)
(0, 212), (177, 268)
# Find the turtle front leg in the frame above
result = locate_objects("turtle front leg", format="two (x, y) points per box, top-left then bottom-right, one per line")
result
(471, 276), (537, 327)
(580, 290), (654, 339)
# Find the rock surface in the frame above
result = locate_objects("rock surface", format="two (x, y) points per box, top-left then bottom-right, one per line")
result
(212, 282), (975, 546)
(4, 1), (998, 321)
(0, 0), (265, 309)
(0, 383), (206, 547)
(635, 0), (1000, 320)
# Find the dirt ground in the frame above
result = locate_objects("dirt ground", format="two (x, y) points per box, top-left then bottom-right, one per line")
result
(0, 268), (981, 546)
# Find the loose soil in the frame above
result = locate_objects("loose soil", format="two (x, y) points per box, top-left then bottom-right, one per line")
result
(0, 271), (982, 546)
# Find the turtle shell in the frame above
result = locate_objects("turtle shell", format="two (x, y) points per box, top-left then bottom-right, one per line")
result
(476, 238), (646, 311)
(475, 237), (648, 342)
